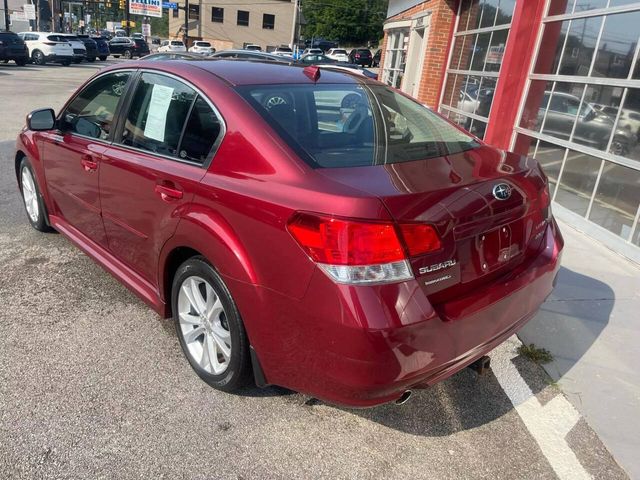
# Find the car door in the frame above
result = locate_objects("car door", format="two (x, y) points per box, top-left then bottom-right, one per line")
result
(100, 71), (224, 283)
(41, 70), (133, 247)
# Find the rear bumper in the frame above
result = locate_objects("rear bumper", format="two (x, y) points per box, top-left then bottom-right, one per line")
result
(45, 54), (74, 62)
(231, 218), (563, 407)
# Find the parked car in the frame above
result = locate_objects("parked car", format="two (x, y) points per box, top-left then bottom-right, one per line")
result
(17, 32), (74, 66)
(132, 32), (144, 40)
(108, 37), (139, 59)
(91, 36), (111, 61)
(132, 38), (150, 57)
(320, 64), (378, 79)
(297, 53), (337, 65)
(307, 38), (338, 51)
(372, 49), (381, 67)
(158, 39), (187, 53)
(244, 44), (262, 51)
(59, 34), (87, 63)
(142, 52), (203, 61)
(0, 31), (29, 66)
(301, 48), (323, 56)
(349, 48), (373, 67)
(325, 48), (349, 63)
(272, 46), (293, 57)
(114, 29), (126, 37)
(100, 30), (113, 40)
(15, 60), (563, 407)
(189, 41), (215, 56)
(211, 50), (290, 63)
(76, 35), (98, 62)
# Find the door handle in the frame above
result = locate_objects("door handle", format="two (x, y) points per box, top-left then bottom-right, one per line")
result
(155, 184), (184, 201)
(81, 155), (98, 172)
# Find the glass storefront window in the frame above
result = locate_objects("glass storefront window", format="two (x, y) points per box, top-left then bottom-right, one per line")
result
(589, 163), (640, 239)
(383, 29), (408, 89)
(515, 1), (640, 247)
(555, 150), (602, 216)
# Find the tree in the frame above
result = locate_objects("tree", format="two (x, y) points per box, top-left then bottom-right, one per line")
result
(301, 0), (387, 46)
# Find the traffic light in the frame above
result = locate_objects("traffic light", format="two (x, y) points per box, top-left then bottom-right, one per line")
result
(119, 0), (125, 9)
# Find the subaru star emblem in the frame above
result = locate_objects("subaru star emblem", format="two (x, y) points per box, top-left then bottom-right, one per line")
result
(492, 183), (512, 201)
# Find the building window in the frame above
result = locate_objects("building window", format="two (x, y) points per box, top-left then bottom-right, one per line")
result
(211, 7), (224, 23)
(172, 7), (178, 18)
(237, 10), (249, 27)
(263, 13), (275, 30)
(514, 1), (640, 247)
(439, 0), (517, 140)
(188, 4), (199, 21)
(382, 29), (408, 89)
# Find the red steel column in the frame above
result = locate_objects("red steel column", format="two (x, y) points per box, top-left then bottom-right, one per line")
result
(482, 0), (548, 150)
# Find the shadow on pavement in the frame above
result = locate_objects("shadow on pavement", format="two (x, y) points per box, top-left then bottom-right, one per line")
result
(518, 266), (614, 378)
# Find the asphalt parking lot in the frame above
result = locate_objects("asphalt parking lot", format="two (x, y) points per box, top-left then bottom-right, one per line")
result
(0, 61), (629, 479)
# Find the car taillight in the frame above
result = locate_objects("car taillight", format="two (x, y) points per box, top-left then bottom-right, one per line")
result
(355, 53), (361, 58)
(43, 41), (57, 46)
(539, 183), (552, 219)
(287, 213), (441, 285)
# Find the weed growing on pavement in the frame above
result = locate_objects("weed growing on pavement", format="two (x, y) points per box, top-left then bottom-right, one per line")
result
(518, 343), (554, 364)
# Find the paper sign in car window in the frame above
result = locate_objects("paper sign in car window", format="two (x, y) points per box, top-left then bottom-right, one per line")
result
(144, 84), (174, 142)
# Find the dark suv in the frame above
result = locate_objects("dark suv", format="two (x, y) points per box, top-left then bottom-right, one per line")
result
(0, 32), (29, 66)
(133, 38), (150, 57)
(76, 35), (98, 62)
(349, 48), (373, 67)
(91, 36), (110, 61)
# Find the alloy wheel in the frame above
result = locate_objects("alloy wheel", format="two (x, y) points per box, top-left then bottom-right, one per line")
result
(177, 276), (232, 375)
(21, 167), (39, 223)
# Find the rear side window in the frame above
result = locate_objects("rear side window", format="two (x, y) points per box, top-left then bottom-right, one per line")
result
(62, 72), (131, 140)
(237, 84), (478, 168)
(47, 35), (68, 42)
(120, 73), (222, 164)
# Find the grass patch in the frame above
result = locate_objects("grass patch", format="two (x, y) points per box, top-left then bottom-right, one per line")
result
(518, 343), (554, 364)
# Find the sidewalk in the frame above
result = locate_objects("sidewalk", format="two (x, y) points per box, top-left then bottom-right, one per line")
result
(519, 219), (640, 479)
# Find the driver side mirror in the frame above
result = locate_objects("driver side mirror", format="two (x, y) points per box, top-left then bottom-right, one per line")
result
(26, 108), (56, 131)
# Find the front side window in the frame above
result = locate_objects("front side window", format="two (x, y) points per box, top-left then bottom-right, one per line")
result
(61, 72), (131, 140)
(237, 84), (477, 168)
(237, 10), (249, 26)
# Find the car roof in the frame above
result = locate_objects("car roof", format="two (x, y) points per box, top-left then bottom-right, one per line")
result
(101, 58), (370, 86)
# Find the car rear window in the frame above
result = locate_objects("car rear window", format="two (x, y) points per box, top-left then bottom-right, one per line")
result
(237, 84), (478, 168)
(47, 35), (68, 42)
(357, 49), (371, 55)
(333, 49), (347, 54)
(171, 41), (184, 46)
(196, 42), (211, 47)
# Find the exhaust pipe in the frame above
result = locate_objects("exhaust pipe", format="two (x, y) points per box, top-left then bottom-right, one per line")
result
(395, 390), (412, 405)
(468, 355), (491, 375)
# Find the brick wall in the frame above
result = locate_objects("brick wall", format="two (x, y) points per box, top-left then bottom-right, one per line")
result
(380, 0), (458, 107)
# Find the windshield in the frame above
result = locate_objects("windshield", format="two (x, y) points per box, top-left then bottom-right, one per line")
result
(171, 41), (184, 46)
(237, 84), (478, 168)
(196, 42), (211, 47)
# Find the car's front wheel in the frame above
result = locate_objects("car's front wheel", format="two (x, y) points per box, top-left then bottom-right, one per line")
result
(172, 257), (252, 392)
(19, 158), (52, 232)
(123, 49), (132, 59)
(99, 55), (107, 61)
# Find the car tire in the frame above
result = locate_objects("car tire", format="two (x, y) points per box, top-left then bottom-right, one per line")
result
(172, 256), (252, 392)
(32, 50), (45, 65)
(73, 58), (82, 64)
(15, 58), (27, 66)
(62, 60), (71, 66)
(610, 136), (629, 157)
(99, 56), (107, 61)
(19, 158), (53, 232)
(123, 49), (132, 59)
(113, 55), (120, 58)
(87, 56), (96, 62)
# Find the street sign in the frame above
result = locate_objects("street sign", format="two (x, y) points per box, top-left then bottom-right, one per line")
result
(23, 4), (36, 20)
(142, 23), (151, 37)
(130, 0), (162, 18)
(162, 2), (177, 9)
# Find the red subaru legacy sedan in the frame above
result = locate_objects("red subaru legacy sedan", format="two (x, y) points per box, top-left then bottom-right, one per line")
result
(15, 60), (563, 407)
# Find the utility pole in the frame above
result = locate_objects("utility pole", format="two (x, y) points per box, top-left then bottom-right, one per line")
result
(184, 0), (188, 46)
(3, 0), (10, 32)
(289, 0), (298, 49)
(125, 0), (130, 35)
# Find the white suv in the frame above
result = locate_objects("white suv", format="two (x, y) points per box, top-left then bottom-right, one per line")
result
(188, 41), (214, 55)
(158, 40), (186, 53)
(326, 48), (349, 63)
(58, 34), (87, 63)
(18, 32), (74, 66)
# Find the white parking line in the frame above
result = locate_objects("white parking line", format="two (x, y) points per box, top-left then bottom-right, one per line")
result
(492, 339), (591, 480)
